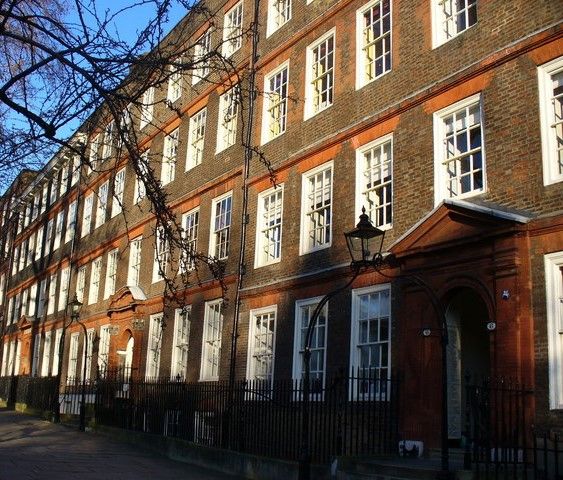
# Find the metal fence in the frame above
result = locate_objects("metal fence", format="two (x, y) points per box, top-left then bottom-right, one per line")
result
(466, 378), (562, 479)
(0, 375), (57, 411)
(3, 372), (559, 476)
(93, 369), (400, 463)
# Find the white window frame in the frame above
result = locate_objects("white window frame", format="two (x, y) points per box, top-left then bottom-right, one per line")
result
(350, 284), (391, 400)
(12, 246), (18, 275)
(32, 192), (40, 220)
(23, 202), (30, 228)
(431, 0), (477, 48)
(98, 325), (111, 377)
(111, 168), (126, 218)
(21, 288), (28, 319)
(222, 2), (243, 58)
(101, 120), (115, 160)
(146, 313), (164, 379)
(47, 274), (57, 315)
(88, 257), (102, 305)
(161, 129), (179, 185)
(119, 103), (133, 145)
(433, 93), (485, 205)
(49, 176), (58, 205)
(127, 237), (142, 286)
(31, 333), (41, 376)
(59, 163), (69, 197)
(65, 200), (77, 243)
(1, 342), (8, 376)
(292, 297), (328, 396)
(52, 328), (62, 376)
(267, 0), (291, 37)
(28, 283), (37, 317)
(53, 210), (64, 251)
(18, 239), (26, 270)
(26, 232), (35, 266)
(538, 57), (563, 186)
(209, 192), (232, 260)
(186, 108), (207, 170)
(254, 184), (284, 268)
(16, 211), (23, 234)
(545, 251), (563, 409)
(200, 300), (223, 381)
(171, 307), (191, 380)
(58, 267), (70, 312)
(0, 274), (4, 306)
(140, 87), (155, 129)
(355, 134), (393, 229)
(216, 87), (239, 153)
(14, 340), (21, 376)
(300, 162), (333, 255)
(134, 150), (149, 203)
(95, 181), (109, 228)
(152, 226), (170, 283)
(6, 297), (13, 326)
(181, 208), (199, 271)
(89, 134), (100, 172)
(246, 306), (277, 388)
(304, 29), (335, 119)
(41, 183), (48, 213)
(7, 340), (16, 375)
(104, 248), (119, 299)
(67, 332), (80, 381)
(193, 30), (211, 85)
(83, 329), (95, 382)
(71, 155), (80, 186)
(44, 219), (53, 257)
(76, 266), (86, 303)
(167, 61), (183, 103)
(262, 62), (289, 144)
(41, 331), (51, 377)
(37, 279), (47, 318)
(355, 0), (392, 90)
(81, 193), (93, 237)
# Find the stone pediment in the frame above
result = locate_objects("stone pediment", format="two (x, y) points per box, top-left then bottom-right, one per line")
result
(108, 285), (147, 314)
(390, 199), (532, 257)
(17, 315), (33, 331)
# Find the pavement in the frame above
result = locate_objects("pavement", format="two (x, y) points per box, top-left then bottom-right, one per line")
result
(0, 409), (244, 480)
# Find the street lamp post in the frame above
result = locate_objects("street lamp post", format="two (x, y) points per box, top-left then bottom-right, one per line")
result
(298, 208), (450, 480)
(68, 294), (87, 432)
(299, 209), (385, 480)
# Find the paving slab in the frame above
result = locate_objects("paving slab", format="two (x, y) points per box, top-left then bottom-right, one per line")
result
(0, 409), (244, 480)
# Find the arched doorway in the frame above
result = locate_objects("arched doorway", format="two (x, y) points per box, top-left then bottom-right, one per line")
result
(445, 287), (491, 443)
(116, 331), (134, 380)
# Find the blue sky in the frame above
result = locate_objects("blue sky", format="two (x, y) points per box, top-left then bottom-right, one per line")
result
(54, 1), (188, 138)
(78, 1), (187, 44)
(2, 2), (189, 192)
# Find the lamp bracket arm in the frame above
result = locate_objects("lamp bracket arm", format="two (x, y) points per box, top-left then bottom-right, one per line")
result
(395, 270), (449, 345)
(304, 268), (360, 351)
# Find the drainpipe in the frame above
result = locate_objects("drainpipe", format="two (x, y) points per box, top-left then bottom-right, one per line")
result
(53, 151), (85, 422)
(225, 0), (261, 448)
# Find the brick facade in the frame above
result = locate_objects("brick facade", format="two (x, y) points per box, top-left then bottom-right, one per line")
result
(1, 0), (562, 446)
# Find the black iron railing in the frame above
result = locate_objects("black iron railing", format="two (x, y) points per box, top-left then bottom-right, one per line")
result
(466, 378), (561, 480)
(0, 375), (57, 411)
(92, 369), (400, 463)
(3, 371), (559, 476)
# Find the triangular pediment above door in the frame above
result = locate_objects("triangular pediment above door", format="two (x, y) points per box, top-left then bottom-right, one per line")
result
(390, 199), (533, 257)
(108, 285), (147, 314)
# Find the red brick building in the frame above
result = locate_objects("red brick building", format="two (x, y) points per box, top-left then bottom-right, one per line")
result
(1, 0), (562, 454)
